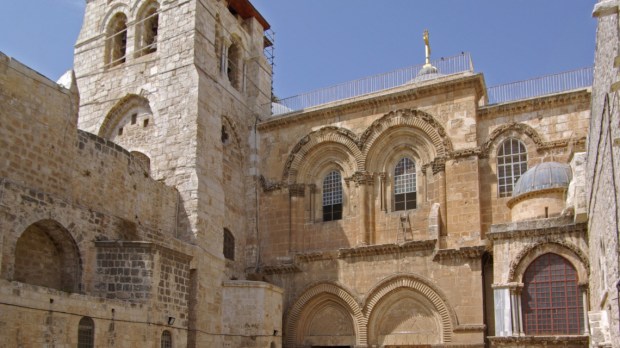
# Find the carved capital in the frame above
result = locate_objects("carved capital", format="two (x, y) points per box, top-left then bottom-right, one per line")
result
(288, 183), (306, 197)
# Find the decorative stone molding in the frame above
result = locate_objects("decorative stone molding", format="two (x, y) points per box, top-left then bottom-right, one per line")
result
(338, 239), (436, 259)
(454, 324), (486, 332)
(432, 245), (487, 261)
(478, 89), (591, 119)
(487, 217), (587, 240)
(360, 108), (453, 158)
(488, 335), (589, 347)
(507, 239), (589, 283)
(363, 274), (457, 343)
(282, 126), (363, 184)
(506, 187), (568, 209)
(261, 263), (301, 275)
(345, 171), (374, 187)
(285, 282), (366, 347)
(295, 250), (339, 262)
(259, 175), (284, 192)
(480, 122), (544, 158)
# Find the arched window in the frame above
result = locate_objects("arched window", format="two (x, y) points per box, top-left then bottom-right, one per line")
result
(497, 138), (527, 197)
(521, 253), (584, 335)
(394, 157), (416, 211)
(160, 330), (172, 348)
(77, 317), (95, 348)
(322, 170), (343, 221)
(223, 228), (235, 261)
(106, 13), (128, 67)
(136, 1), (159, 57)
(227, 41), (242, 90)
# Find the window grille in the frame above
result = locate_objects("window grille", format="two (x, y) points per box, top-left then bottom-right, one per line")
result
(522, 253), (583, 335)
(394, 157), (416, 211)
(106, 13), (127, 67)
(77, 317), (95, 348)
(223, 228), (235, 261)
(322, 171), (343, 221)
(161, 330), (172, 348)
(497, 138), (527, 197)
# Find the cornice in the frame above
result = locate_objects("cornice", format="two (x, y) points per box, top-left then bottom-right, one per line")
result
(258, 73), (485, 131)
(506, 187), (568, 209)
(338, 239), (437, 258)
(477, 89), (591, 119)
(432, 245), (487, 261)
(487, 217), (587, 241)
(487, 335), (589, 345)
(261, 263), (301, 275)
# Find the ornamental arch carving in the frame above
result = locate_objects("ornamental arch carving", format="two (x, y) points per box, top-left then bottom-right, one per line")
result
(282, 126), (363, 184)
(509, 240), (589, 284)
(363, 274), (457, 344)
(285, 282), (366, 347)
(361, 109), (452, 171)
(480, 122), (545, 158)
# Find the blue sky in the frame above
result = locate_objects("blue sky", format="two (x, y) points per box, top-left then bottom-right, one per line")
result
(0, 0), (596, 98)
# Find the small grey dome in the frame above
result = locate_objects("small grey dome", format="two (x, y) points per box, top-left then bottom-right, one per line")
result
(512, 162), (572, 197)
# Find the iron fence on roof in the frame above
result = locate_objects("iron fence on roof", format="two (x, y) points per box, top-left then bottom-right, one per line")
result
(486, 67), (593, 105)
(271, 52), (474, 115)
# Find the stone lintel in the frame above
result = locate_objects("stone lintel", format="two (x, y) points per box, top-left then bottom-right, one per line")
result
(487, 217), (587, 241)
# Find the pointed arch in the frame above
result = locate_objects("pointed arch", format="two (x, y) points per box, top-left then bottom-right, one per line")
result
(285, 282), (366, 347)
(13, 219), (82, 293)
(99, 94), (153, 138)
(282, 126), (363, 184)
(364, 274), (457, 343)
(361, 109), (452, 169)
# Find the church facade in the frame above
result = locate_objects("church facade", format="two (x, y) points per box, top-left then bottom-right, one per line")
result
(0, 0), (617, 347)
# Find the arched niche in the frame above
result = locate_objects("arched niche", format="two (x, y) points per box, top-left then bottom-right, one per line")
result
(13, 219), (82, 293)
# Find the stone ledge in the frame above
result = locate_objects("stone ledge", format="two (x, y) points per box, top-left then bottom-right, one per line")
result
(94, 240), (192, 262)
(488, 335), (588, 347)
(339, 239), (437, 258)
(454, 324), (486, 332)
(261, 263), (301, 275)
(487, 216), (586, 241)
(222, 280), (284, 294)
(432, 245), (487, 261)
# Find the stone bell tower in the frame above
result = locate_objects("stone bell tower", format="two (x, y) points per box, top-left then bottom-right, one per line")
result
(73, 0), (275, 345)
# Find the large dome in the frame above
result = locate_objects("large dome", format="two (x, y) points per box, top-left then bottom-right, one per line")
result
(512, 162), (572, 197)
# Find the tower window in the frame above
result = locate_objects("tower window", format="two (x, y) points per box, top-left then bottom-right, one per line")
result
(394, 157), (416, 211)
(497, 138), (527, 197)
(136, 1), (159, 57)
(227, 42), (242, 90)
(322, 170), (343, 222)
(106, 13), (127, 67)
(131, 113), (137, 125)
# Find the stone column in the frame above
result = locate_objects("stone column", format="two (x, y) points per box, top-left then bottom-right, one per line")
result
(580, 283), (589, 335)
(432, 159), (447, 249)
(288, 184), (305, 253)
(351, 172), (374, 246)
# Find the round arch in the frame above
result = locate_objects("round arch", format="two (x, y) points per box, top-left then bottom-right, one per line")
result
(282, 126), (363, 184)
(360, 109), (452, 169)
(480, 122), (545, 158)
(364, 274), (457, 344)
(509, 240), (589, 284)
(285, 282), (366, 347)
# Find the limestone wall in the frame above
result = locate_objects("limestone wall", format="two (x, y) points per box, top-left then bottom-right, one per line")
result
(588, 2), (620, 346)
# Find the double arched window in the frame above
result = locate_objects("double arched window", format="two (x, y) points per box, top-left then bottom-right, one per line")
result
(497, 138), (527, 197)
(322, 170), (343, 221)
(521, 253), (584, 335)
(394, 157), (416, 211)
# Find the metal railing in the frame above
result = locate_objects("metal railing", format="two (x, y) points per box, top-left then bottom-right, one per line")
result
(486, 67), (593, 104)
(272, 52), (474, 115)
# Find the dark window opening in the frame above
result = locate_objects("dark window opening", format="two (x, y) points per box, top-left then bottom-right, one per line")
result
(322, 170), (343, 222)
(131, 113), (137, 124)
(143, 118), (149, 127)
(161, 330), (172, 348)
(118, 127), (123, 136)
(223, 228), (235, 261)
(394, 157), (416, 211)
